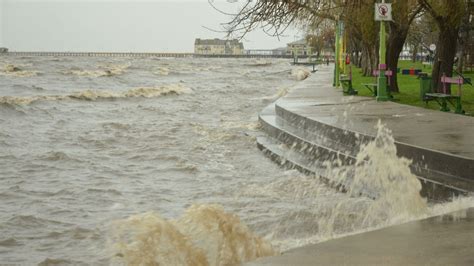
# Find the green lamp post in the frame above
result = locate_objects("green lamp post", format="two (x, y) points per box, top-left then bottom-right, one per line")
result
(376, 0), (391, 101)
(333, 19), (342, 87)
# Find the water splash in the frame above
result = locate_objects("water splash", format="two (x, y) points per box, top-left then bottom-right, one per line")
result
(251, 121), (434, 251)
(345, 121), (426, 215)
(110, 204), (275, 266)
(317, 121), (427, 237)
(291, 68), (310, 81)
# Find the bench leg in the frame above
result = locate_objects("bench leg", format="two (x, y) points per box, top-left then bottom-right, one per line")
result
(344, 81), (357, 95)
(440, 98), (450, 112)
(348, 83), (358, 95)
(455, 98), (464, 114)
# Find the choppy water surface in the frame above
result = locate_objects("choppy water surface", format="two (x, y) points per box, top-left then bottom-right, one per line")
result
(0, 56), (472, 265)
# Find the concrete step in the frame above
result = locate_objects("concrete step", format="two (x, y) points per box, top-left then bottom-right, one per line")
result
(258, 102), (473, 201)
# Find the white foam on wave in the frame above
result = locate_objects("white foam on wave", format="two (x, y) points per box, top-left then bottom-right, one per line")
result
(153, 67), (170, 76)
(291, 67), (310, 81)
(0, 84), (192, 105)
(64, 63), (130, 77)
(110, 204), (275, 266)
(0, 64), (39, 77)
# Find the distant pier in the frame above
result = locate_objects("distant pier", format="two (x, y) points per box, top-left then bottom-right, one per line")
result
(2, 51), (195, 58)
(1, 51), (296, 59)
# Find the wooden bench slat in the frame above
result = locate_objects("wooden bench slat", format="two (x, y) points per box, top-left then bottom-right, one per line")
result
(425, 93), (460, 99)
(362, 83), (377, 87)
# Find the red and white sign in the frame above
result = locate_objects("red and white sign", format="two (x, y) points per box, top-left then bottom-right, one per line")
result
(375, 3), (392, 21)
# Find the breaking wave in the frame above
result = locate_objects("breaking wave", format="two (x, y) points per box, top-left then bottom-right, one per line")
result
(154, 67), (170, 76)
(64, 63), (130, 77)
(0, 84), (192, 105)
(110, 204), (275, 266)
(245, 60), (273, 67)
(0, 64), (39, 77)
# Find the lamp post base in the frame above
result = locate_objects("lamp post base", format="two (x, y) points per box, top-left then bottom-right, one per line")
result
(376, 75), (390, 102)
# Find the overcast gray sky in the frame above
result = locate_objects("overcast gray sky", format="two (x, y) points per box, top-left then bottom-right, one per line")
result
(0, 0), (301, 52)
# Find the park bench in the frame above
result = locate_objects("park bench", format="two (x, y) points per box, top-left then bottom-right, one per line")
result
(422, 73), (471, 114)
(361, 69), (393, 97)
(339, 74), (358, 95)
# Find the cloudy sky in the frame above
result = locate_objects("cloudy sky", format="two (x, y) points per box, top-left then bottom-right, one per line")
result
(0, 0), (301, 52)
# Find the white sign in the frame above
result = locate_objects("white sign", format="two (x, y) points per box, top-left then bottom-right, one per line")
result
(429, 44), (436, 51)
(375, 3), (392, 21)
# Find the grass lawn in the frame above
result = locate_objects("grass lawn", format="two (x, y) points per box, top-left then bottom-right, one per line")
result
(348, 60), (474, 116)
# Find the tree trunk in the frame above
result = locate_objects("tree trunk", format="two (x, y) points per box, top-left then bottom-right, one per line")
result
(432, 25), (459, 93)
(361, 46), (371, 76)
(411, 45), (418, 62)
(361, 44), (378, 77)
(353, 50), (360, 68)
(458, 48), (465, 73)
(370, 45), (379, 76)
(386, 28), (407, 93)
(357, 51), (363, 68)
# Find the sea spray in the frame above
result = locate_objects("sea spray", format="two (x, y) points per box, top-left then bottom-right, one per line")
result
(317, 121), (427, 237)
(349, 121), (427, 221)
(259, 121), (431, 250)
(110, 204), (275, 266)
(176, 205), (275, 265)
(291, 68), (310, 81)
(111, 212), (208, 266)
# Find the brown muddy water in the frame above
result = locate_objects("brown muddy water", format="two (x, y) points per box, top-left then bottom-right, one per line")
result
(0, 56), (472, 265)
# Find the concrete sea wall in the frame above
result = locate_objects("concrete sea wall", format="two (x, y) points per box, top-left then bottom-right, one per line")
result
(257, 65), (474, 201)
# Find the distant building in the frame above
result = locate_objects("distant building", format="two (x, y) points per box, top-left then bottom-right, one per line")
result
(194, 39), (244, 55)
(0, 47), (8, 53)
(286, 39), (310, 56)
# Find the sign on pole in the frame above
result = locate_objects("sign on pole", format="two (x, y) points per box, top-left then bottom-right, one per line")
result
(429, 44), (436, 51)
(375, 3), (392, 21)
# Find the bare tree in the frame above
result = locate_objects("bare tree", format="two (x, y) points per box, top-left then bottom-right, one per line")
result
(418, 0), (468, 93)
(217, 0), (339, 40)
(385, 0), (422, 93)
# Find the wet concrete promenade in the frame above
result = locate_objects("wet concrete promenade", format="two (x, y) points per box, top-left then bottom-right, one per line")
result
(280, 66), (474, 159)
(248, 207), (474, 266)
(250, 64), (474, 265)
(257, 64), (474, 196)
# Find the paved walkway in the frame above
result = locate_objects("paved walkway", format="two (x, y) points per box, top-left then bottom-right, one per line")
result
(248, 208), (474, 266)
(281, 65), (474, 159)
